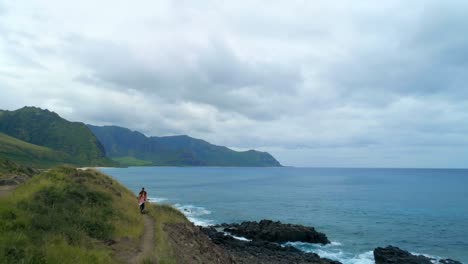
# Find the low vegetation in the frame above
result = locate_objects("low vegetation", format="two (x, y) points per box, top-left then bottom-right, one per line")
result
(0, 158), (38, 178)
(0, 157), (39, 186)
(0, 165), (192, 264)
(0, 167), (144, 263)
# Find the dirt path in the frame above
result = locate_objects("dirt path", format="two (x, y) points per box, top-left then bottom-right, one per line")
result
(132, 213), (156, 264)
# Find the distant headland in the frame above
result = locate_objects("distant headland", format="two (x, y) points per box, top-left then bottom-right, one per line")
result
(0, 106), (281, 168)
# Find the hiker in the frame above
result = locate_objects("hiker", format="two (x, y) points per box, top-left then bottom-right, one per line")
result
(138, 187), (147, 214)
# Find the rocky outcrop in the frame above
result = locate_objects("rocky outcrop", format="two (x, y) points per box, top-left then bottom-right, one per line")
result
(0, 158), (39, 186)
(201, 226), (340, 264)
(164, 223), (235, 263)
(374, 246), (462, 264)
(219, 220), (330, 244)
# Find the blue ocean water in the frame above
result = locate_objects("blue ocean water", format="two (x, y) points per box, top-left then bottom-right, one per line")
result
(100, 167), (468, 263)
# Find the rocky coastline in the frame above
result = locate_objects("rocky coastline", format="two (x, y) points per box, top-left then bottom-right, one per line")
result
(197, 220), (462, 264)
(219, 220), (330, 244)
(201, 224), (339, 264)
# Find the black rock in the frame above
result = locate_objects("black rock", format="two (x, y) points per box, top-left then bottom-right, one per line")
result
(200, 226), (340, 264)
(374, 246), (462, 264)
(220, 219), (330, 244)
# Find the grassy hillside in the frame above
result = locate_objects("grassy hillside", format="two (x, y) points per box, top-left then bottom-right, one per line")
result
(0, 167), (191, 264)
(0, 107), (114, 167)
(0, 132), (79, 168)
(0, 167), (143, 263)
(88, 125), (282, 167)
(111, 156), (153, 167)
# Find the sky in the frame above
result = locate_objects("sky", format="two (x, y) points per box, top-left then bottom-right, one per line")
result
(1, 1), (468, 168)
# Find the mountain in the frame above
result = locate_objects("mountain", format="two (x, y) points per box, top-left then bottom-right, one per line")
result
(0, 106), (280, 167)
(0, 107), (114, 167)
(88, 125), (282, 167)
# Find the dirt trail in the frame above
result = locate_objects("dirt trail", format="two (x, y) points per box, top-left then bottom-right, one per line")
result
(132, 213), (156, 264)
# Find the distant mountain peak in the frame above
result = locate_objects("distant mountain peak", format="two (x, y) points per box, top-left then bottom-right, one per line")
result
(15, 106), (61, 118)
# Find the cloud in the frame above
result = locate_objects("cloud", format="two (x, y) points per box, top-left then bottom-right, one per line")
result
(64, 34), (302, 121)
(0, 0), (467, 167)
(325, 1), (468, 102)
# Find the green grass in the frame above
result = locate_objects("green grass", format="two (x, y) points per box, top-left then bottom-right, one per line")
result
(0, 167), (144, 263)
(0, 165), (193, 264)
(112, 156), (153, 166)
(0, 132), (113, 168)
(0, 157), (38, 178)
(0, 157), (38, 186)
(0, 132), (75, 168)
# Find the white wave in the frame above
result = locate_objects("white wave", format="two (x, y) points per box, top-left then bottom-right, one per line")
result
(284, 242), (374, 264)
(410, 251), (443, 264)
(187, 217), (214, 227)
(346, 251), (375, 264)
(232, 235), (251, 241)
(173, 203), (214, 227)
(223, 232), (251, 241)
(174, 204), (212, 216)
(147, 196), (168, 203)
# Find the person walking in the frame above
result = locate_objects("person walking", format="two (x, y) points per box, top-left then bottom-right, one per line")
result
(138, 187), (147, 214)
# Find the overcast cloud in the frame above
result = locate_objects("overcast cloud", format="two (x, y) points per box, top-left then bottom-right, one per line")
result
(1, 0), (468, 167)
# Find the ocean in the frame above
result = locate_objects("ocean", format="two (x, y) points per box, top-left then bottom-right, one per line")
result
(100, 167), (468, 263)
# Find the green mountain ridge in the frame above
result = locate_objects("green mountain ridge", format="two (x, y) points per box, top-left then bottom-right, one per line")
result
(88, 125), (282, 167)
(0, 107), (114, 167)
(0, 106), (281, 167)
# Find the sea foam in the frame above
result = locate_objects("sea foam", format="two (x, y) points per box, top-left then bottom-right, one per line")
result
(222, 231), (251, 241)
(147, 197), (214, 226)
(284, 241), (375, 264)
(147, 196), (168, 203)
(174, 203), (214, 226)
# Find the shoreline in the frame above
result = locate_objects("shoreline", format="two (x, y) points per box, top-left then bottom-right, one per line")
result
(2, 166), (464, 263)
(147, 198), (462, 264)
(98, 167), (464, 263)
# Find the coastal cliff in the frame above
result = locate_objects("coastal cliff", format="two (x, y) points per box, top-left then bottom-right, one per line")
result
(88, 124), (282, 167)
(0, 166), (335, 263)
(0, 165), (462, 263)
